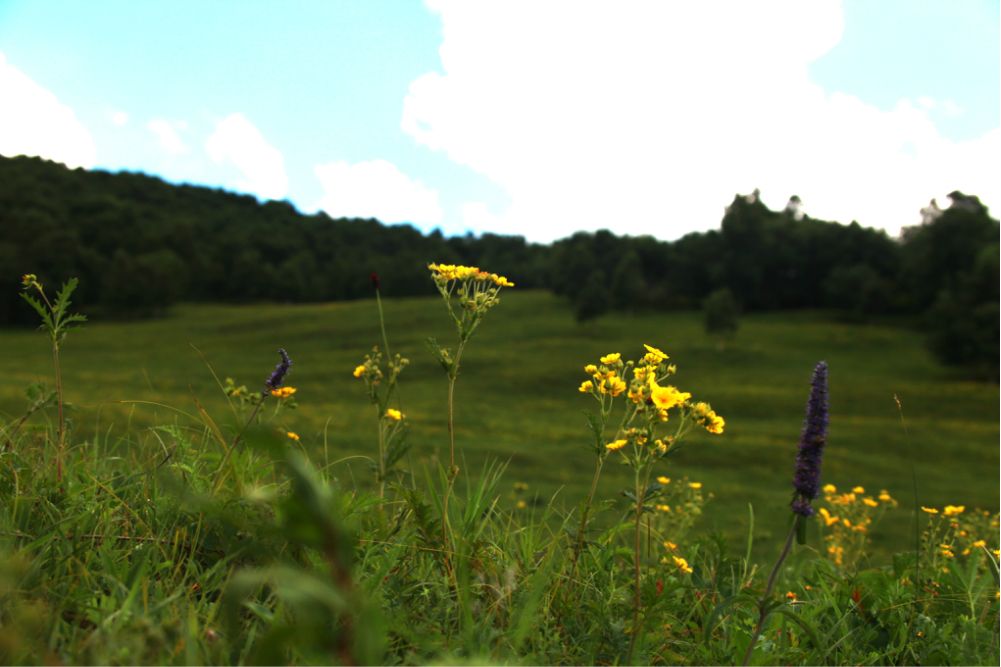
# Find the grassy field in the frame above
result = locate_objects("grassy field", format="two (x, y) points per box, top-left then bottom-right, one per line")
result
(1, 289), (997, 559)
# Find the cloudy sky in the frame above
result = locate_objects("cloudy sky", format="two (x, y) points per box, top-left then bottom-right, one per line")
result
(1, 0), (997, 241)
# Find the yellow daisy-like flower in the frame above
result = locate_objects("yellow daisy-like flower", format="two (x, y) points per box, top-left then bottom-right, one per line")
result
(862, 497), (879, 507)
(672, 555), (693, 574)
(599, 352), (621, 365)
(971, 539), (987, 549)
(642, 343), (669, 364)
(385, 408), (404, 421)
(605, 439), (627, 452)
(286, 431), (300, 441)
(822, 483), (837, 494)
(606, 376), (627, 397)
(270, 386), (297, 399)
(657, 476), (671, 485)
(663, 540), (677, 551)
(852, 486), (865, 494)
(943, 505), (965, 516)
(578, 380), (594, 393)
(584, 364), (598, 375)
(656, 504), (671, 513)
(352, 364), (366, 378)
(818, 507), (839, 526)
(921, 506), (939, 514)
(649, 376), (691, 411)
(688, 482), (702, 490)
(878, 490), (892, 502)
(516, 499), (527, 510)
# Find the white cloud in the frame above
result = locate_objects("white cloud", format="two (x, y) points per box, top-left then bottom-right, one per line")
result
(0, 52), (96, 168)
(111, 110), (130, 126)
(147, 118), (189, 155)
(314, 159), (443, 225)
(402, 1), (998, 240)
(205, 112), (288, 200)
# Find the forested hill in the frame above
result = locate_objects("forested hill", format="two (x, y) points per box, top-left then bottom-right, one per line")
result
(1, 154), (997, 372)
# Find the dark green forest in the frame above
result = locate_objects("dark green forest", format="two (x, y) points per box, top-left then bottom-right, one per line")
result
(1, 155), (997, 374)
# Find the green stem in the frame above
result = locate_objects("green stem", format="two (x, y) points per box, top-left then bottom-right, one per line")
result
(568, 454), (605, 585)
(52, 339), (65, 483)
(375, 288), (392, 361)
(742, 516), (799, 666)
(627, 463), (647, 662)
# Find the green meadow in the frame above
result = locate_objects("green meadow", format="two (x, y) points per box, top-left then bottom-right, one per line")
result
(1, 289), (997, 558)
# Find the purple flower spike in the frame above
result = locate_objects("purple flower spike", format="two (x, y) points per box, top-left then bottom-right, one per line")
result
(791, 361), (828, 516)
(264, 348), (292, 395)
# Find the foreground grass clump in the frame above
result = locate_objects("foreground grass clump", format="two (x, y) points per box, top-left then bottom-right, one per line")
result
(0, 272), (998, 665)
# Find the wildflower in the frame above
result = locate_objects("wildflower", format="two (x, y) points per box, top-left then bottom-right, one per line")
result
(972, 539), (987, 549)
(921, 507), (939, 514)
(688, 482), (702, 490)
(270, 386), (297, 399)
(823, 483), (837, 494)
(578, 380), (594, 393)
(818, 507), (839, 526)
(862, 497), (878, 507)
(672, 555), (693, 574)
(649, 376), (691, 411)
(20, 273), (38, 288)
(264, 348), (292, 394)
(286, 431), (300, 441)
(656, 504), (671, 513)
(516, 500), (527, 510)
(791, 361), (828, 517)
(692, 401), (725, 435)
(353, 364), (366, 378)
(584, 364), (598, 375)
(599, 352), (621, 365)
(605, 439), (627, 452)
(643, 343), (669, 364)
(655, 439), (669, 454)
(663, 540), (677, 551)
(657, 476), (671, 485)
(370, 272), (381, 290)
(943, 505), (965, 516)
(785, 591), (797, 601)
(878, 490), (892, 502)
(852, 486), (865, 494)
(385, 408), (404, 421)
(513, 481), (529, 491)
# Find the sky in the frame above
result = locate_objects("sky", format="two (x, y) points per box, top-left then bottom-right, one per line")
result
(0, 0), (998, 242)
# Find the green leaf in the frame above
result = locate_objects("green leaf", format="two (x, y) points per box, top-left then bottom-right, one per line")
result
(19, 292), (53, 331)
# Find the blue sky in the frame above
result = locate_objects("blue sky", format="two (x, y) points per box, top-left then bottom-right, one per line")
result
(1, 0), (997, 241)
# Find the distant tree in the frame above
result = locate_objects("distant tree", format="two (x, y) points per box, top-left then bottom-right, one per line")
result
(824, 264), (890, 320)
(703, 288), (739, 346)
(610, 250), (645, 309)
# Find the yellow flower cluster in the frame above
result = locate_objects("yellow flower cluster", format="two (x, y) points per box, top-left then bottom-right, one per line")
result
(691, 401), (725, 435)
(580, 354), (628, 397)
(286, 431), (300, 441)
(385, 408), (404, 421)
(818, 484), (897, 568)
(671, 555), (693, 574)
(648, 375), (690, 412)
(270, 386), (297, 399)
(605, 439), (627, 452)
(920, 505), (998, 570)
(427, 263), (514, 287)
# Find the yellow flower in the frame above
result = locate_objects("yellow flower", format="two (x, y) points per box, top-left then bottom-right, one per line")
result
(852, 486), (865, 494)
(818, 507), (839, 526)
(705, 414), (725, 435)
(657, 476), (671, 485)
(688, 482), (702, 490)
(605, 439), (627, 452)
(490, 273), (515, 287)
(606, 376), (627, 397)
(663, 540), (677, 551)
(862, 497), (878, 507)
(921, 506), (939, 514)
(823, 483), (837, 494)
(785, 591), (797, 601)
(352, 364), (366, 378)
(286, 431), (300, 441)
(878, 490), (892, 502)
(578, 380), (594, 393)
(656, 504), (671, 513)
(943, 505), (965, 516)
(584, 364), (598, 375)
(642, 344), (669, 364)
(972, 539), (987, 549)
(516, 499), (527, 510)
(270, 386), (297, 399)
(649, 376), (691, 411)
(385, 408), (404, 421)
(672, 555), (693, 574)
(599, 352), (621, 365)
(633, 366), (649, 381)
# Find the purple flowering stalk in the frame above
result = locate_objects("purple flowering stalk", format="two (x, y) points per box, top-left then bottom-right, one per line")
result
(742, 361), (829, 666)
(263, 348), (292, 395)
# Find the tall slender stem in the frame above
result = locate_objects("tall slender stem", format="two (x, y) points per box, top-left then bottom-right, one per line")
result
(627, 464), (648, 662)
(375, 288), (392, 361)
(52, 341), (65, 483)
(376, 406), (386, 499)
(440, 342), (465, 586)
(742, 517), (799, 666)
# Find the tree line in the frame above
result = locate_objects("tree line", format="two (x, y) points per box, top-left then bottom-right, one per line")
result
(1, 155), (996, 375)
